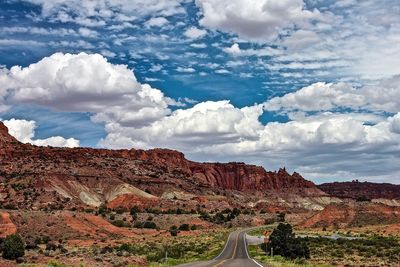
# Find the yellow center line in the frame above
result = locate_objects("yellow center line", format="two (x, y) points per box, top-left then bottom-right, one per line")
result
(212, 232), (240, 267)
(212, 259), (228, 267)
(231, 232), (240, 259)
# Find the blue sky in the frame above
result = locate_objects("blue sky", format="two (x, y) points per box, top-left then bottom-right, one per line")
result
(1, 0), (400, 183)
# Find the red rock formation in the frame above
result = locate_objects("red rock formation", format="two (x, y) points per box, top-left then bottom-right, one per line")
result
(189, 163), (319, 193)
(318, 181), (400, 200)
(301, 202), (400, 228)
(0, 212), (17, 238)
(0, 121), (324, 209)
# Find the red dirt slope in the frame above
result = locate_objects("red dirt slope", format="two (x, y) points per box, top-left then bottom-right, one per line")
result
(301, 202), (400, 228)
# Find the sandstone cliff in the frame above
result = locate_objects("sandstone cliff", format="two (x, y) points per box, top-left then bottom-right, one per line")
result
(0, 121), (325, 210)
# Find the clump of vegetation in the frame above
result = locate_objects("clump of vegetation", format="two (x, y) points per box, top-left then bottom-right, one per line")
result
(356, 196), (371, 202)
(304, 235), (400, 264)
(199, 208), (241, 224)
(143, 221), (157, 229)
(169, 226), (179, 236)
(111, 220), (131, 227)
(179, 224), (190, 231)
(133, 221), (144, 228)
(262, 223), (310, 260)
(2, 234), (25, 260)
(276, 212), (286, 222)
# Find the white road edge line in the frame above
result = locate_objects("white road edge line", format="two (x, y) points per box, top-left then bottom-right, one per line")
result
(213, 231), (234, 260)
(244, 233), (264, 267)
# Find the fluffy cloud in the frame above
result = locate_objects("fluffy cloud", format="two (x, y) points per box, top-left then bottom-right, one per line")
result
(25, 0), (185, 25)
(265, 75), (400, 114)
(3, 118), (79, 148)
(195, 0), (324, 42)
(183, 27), (207, 39)
(145, 17), (169, 28)
(0, 52), (172, 126)
(197, 111), (400, 180)
(99, 100), (264, 149)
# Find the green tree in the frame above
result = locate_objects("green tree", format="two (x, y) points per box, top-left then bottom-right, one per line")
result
(264, 223), (310, 259)
(2, 234), (25, 260)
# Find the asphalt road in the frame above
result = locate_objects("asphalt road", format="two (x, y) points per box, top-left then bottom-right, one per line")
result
(176, 229), (264, 267)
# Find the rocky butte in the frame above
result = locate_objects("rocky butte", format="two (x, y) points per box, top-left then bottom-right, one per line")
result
(0, 121), (326, 211)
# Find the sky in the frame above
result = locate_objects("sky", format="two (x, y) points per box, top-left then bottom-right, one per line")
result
(0, 0), (400, 184)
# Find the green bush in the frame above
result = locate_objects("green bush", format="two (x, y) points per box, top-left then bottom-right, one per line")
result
(2, 234), (25, 260)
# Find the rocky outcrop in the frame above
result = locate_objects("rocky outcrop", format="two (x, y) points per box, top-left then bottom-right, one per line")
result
(189, 162), (322, 194)
(0, 212), (17, 238)
(0, 121), (324, 209)
(301, 202), (400, 228)
(318, 181), (400, 200)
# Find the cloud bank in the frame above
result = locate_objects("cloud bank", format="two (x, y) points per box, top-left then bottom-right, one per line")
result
(1, 53), (400, 182)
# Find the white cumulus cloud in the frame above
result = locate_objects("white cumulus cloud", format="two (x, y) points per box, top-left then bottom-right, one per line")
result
(3, 118), (79, 148)
(195, 0), (325, 42)
(0, 52), (172, 127)
(265, 75), (400, 114)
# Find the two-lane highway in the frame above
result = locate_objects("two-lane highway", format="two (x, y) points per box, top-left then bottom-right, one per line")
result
(176, 228), (264, 267)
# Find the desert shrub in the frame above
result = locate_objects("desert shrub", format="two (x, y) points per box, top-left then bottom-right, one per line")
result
(42, 235), (51, 244)
(118, 243), (131, 252)
(3, 203), (16, 210)
(190, 224), (197, 230)
(356, 196), (371, 202)
(213, 212), (225, 224)
(97, 204), (108, 215)
(143, 221), (157, 229)
(111, 220), (130, 227)
(169, 226), (179, 236)
(130, 206), (139, 214)
(2, 234), (25, 260)
(264, 218), (275, 225)
(276, 212), (286, 222)
(199, 211), (211, 221)
(133, 221), (143, 228)
(264, 223), (310, 260)
(178, 224), (190, 231)
(115, 207), (126, 214)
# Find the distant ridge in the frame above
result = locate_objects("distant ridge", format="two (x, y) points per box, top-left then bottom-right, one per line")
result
(318, 181), (400, 200)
